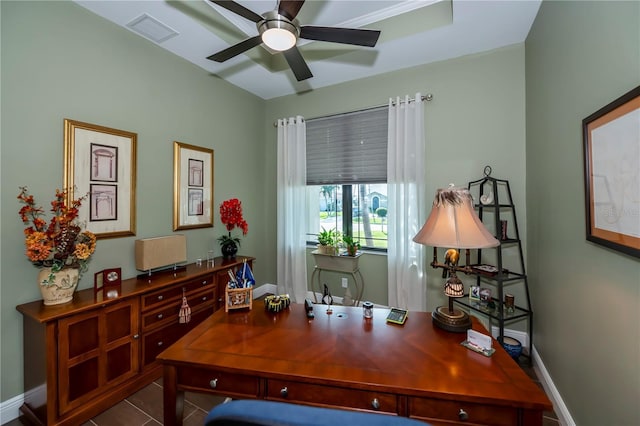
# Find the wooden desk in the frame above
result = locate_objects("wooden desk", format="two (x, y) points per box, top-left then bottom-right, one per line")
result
(158, 305), (552, 426)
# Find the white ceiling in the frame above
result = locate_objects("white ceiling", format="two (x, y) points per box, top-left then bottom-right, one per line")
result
(75, 0), (541, 100)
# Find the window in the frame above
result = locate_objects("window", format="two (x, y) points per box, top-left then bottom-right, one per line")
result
(306, 106), (388, 251)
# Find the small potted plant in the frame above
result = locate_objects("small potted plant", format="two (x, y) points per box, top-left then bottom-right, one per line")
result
(317, 227), (339, 255)
(218, 198), (248, 259)
(342, 235), (360, 257)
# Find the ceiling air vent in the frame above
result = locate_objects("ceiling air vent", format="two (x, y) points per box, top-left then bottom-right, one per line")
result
(126, 13), (179, 44)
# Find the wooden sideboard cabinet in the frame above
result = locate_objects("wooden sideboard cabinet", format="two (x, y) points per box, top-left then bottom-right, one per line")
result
(16, 256), (254, 426)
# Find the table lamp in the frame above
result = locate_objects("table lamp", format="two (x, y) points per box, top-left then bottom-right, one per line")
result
(413, 184), (499, 332)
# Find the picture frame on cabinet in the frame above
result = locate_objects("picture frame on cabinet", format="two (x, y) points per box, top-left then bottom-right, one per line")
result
(583, 85), (640, 258)
(173, 141), (214, 230)
(63, 119), (137, 239)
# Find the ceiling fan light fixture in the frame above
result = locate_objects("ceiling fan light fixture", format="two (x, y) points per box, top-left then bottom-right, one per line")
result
(258, 11), (298, 51)
(262, 27), (296, 51)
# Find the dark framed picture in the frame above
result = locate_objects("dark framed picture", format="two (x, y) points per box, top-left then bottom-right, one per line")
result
(64, 119), (137, 239)
(90, 184), (117, 221)
(90, 143), (118, 182)
(583, 85), (640, 258)
(188, 188), (204, 216)
(188, 158), (204, 187)
(173, 141), (214, 230)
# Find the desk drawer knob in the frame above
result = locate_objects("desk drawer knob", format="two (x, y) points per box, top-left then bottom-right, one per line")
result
(209, 379), (218, 389)
(371, 398), (380, 410)
(280, 387), (288, 397)
(202, 296), (208, 301)
(202, 280), (208, 285)
(458, 408), (469, 421)
(157, 314), (164, 319)
(157, 295), (164, 301)
(133, 334), (139, 339)
(157, 341), (163, 347)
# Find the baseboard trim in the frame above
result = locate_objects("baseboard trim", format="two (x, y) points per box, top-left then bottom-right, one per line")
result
(0, 390), (24, 424)
(252, 283), (277, 299)
(532, 346), (575, 426)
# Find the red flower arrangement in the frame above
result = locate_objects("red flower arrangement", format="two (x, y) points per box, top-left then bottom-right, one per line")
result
(218, 198), (248, 247)
(17, 186), (96, 285)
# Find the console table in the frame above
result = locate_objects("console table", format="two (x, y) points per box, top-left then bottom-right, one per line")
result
(159, 304), (552, 426)
(310, 250), (364, 306)
(15, 256), (254, 426)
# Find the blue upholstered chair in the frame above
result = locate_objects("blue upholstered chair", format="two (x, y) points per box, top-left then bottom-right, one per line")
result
(205, 400), (429, 426)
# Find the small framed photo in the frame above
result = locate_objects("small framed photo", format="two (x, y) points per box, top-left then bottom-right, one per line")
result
(469, 286), (480, 301)
(480, 288), (492, 305)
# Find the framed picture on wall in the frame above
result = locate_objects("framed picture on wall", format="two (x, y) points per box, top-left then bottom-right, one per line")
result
(583, 85), (640, 258)
(63, 119), (137, 239)
(173, 141), (214, 230)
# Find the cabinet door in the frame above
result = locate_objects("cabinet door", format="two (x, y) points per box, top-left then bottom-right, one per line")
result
(58, 298), (139, 415)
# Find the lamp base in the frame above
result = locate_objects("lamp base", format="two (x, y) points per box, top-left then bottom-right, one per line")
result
(432, 306), (472, 333)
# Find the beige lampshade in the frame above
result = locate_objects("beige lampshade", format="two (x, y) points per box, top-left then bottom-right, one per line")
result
(413, 185), (500, 249)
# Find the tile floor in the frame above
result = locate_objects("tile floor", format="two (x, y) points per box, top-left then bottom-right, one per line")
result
(6, 363), (559, 426)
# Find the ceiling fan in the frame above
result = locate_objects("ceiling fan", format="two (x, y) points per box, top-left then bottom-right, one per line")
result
(206, 0), (381, 81)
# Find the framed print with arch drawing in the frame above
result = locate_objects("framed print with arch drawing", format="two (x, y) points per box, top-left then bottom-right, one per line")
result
(173, 141), (214, 230)
(63, 119), (137, 239)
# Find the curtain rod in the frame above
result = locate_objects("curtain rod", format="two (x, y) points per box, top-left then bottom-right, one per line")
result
(273, 93), (434, 127)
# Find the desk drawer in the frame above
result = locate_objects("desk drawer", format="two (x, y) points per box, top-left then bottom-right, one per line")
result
(142, 308), (212, 366)
(142, 288), (214, 331)
(409, 396), (518, 426)
(178, 366), (259, 398)
(267, 379), (397, 414)
(142, 276), (213, 311)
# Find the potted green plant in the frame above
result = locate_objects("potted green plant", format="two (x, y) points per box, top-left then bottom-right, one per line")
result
(342, 235), (360, 256)
(317, 227), (339, 255)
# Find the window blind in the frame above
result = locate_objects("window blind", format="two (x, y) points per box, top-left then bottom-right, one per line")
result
(306, 106), (388, 185)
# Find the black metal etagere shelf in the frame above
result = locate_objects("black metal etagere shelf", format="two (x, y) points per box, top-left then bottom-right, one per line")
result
(454, 166), (533, 361)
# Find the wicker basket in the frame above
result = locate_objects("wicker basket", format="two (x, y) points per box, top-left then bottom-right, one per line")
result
(225, 287), (253, 312)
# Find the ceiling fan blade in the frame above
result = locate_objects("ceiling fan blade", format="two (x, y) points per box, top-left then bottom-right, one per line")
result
(278, 0), (305, 21)
(208, 0), (263, 23)
(300, 26), (381, 47)
(282, 46), (313, 81)
(207, 35), (263, 62)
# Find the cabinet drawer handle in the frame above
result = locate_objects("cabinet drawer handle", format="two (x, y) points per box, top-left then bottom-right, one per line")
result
(280, 387), (288, 397)
(157, 341), (163, 347)
(202, 296), (207, 301)
(209, 379), (218, 389)
(202, 280), (208, 285)
(458, 408), (469, 421)
(157, 295), (164, 301)
(371, 398), (380, 410)
(157, 314), (163, 319)
(133, 334), (140, 339)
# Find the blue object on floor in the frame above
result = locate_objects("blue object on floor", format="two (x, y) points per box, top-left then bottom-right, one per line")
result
(205, 400), (430, 426)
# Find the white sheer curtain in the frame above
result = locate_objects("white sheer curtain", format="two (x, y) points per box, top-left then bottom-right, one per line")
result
(276, 116), (308, 303)
(387, 93), (427, 311)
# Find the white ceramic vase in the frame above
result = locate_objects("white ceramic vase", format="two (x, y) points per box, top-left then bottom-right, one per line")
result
(38, 267), (79, 305)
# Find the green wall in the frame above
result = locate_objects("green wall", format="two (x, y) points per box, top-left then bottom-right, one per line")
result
(265, 45), (527, 312)
(526, 1), (640, 425)
(1, 1), (267, 401)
